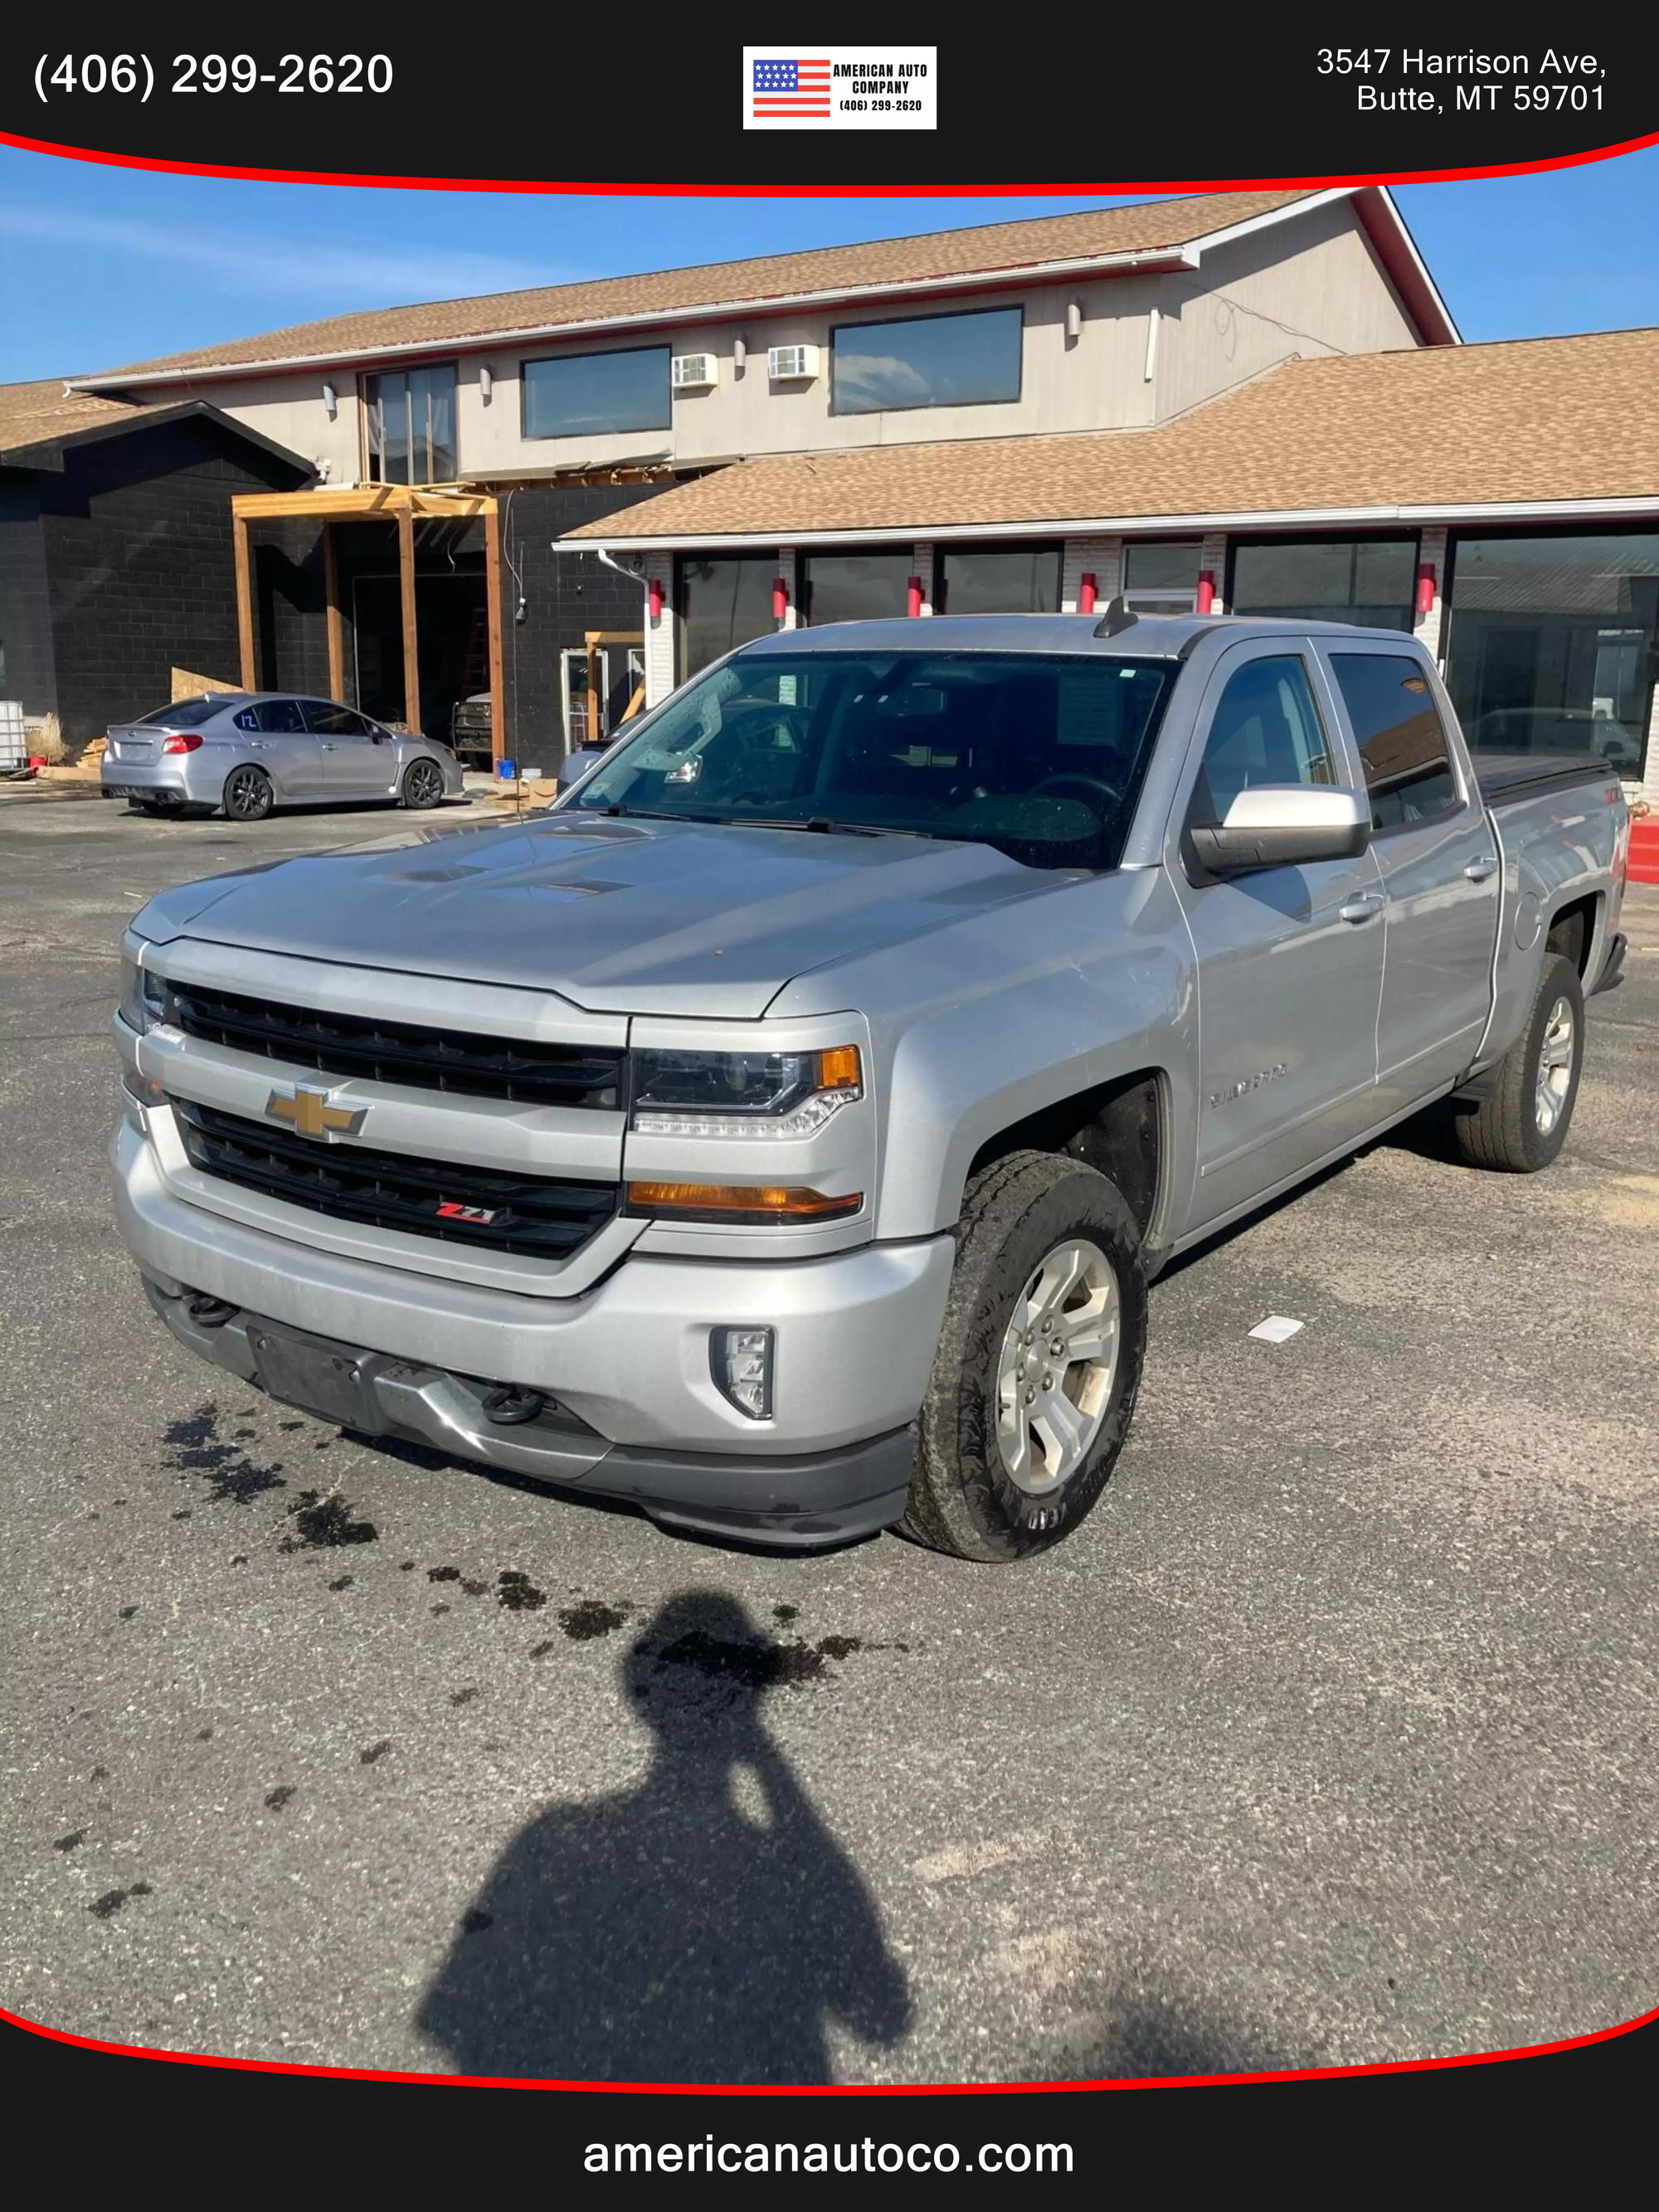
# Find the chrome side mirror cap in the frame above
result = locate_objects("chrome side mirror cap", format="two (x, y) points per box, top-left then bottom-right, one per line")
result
(1189, 785), (1371, 877)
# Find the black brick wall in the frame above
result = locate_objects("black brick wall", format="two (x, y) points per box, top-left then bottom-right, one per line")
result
(499, 483), (665, 762)
(255, 518), (330, 696)
(0, 483), (54, 719)
(32, 416), (308, 750)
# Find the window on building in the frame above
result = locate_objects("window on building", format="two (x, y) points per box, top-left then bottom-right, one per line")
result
(1190, 655), (1334, 825)
(1444, 529), (1659, 783)
(1122, 542), (1203, 614)
(364, 365), (458, 484)
(935, 543), (1062, 615)
(523, 347), (671, 440)
(831, 307), (1023, 416)
(679, 554), (779, 678)
(800, 551), (914, 626)
(1229, 537), (1418, 631)
(1331, 653), (1461, 829)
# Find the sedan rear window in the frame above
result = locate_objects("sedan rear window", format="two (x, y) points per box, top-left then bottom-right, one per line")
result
(135, 698), (231, 727)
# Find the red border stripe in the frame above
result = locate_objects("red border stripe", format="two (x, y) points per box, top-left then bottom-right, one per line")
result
(2, 126), (1657, 194)
(2, 1998), (1655, 2093)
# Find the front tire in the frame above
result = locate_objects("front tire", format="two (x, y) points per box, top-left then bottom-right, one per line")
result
(401, 759), (445, 810)
(902, 1150), (1147, 1563)
(1452, 951), (1584, 1172)
(222, 765), (274, 822)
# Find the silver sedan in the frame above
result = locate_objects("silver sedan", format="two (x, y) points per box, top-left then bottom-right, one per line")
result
(100, 693), (465, 821)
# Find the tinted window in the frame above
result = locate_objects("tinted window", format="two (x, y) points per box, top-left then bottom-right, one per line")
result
(832, 307), (1022, 415)
(523, 347), (671, 439)
(254, 698), (307, 733)
(1123, 542), (1202, 613)
(304, 703), (377, 737)
(937, 544), (1062, 616)
(1230, 537), (1418, 631)
(1331, 654), (1461, 829)
(1192, 655), (1334, 824)
(1445, 529), (1659, 782)
(801, 552), (912, 626)
(570, 649), (1177, 873)
(137, 698), (227, 727)
(679, 555), (778, 678)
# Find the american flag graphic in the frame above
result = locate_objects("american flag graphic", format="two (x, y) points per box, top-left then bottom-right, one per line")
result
(751, 57), (832, 118)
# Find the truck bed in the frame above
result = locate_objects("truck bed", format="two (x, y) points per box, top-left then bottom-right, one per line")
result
(1474, 749), (1622, 807)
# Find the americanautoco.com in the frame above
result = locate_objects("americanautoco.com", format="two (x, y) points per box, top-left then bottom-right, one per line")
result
(582, 2137), (1074, 2176)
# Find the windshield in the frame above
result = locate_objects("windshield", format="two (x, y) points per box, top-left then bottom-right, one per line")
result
(566, 649), (1177, 871)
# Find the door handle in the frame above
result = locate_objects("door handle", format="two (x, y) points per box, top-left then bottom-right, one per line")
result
(1339, 891), (1385, 923)
(1464, 855), (1498, 882)
(319, 742), (337, 751)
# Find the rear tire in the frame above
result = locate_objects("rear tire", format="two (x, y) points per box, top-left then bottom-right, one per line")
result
(1452, 952), (1584, 1173)
(901, 1150), (1147, 1563)
(401, 759), (445, 810)
(222, 765), (274, 822)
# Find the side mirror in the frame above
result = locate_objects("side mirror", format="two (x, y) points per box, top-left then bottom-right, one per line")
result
(1188, 785), (1371, 877)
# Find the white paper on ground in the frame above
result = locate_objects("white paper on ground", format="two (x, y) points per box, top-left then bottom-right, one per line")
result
(1248, 1315), (1305, 1344)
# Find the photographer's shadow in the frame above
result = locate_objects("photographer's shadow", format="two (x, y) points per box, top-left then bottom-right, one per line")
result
(417, 1592), (912, 2085)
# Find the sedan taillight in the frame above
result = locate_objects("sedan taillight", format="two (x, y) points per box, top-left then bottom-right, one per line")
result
(160, 732), (205, 755)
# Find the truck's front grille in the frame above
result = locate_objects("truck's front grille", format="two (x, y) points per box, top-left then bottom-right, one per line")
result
(169, 982), (624, 1111)
(174, 1099), (618, 1259)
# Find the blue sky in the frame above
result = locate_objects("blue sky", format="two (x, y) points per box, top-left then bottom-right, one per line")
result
(2, 147), (1656, 382)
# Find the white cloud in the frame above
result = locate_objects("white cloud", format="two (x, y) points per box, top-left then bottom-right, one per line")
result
(0, 202), (565, 305)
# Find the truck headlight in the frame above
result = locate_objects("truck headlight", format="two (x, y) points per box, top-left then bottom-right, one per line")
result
(630, 1044), (862, 1139)
(118, 953), (167, 1035)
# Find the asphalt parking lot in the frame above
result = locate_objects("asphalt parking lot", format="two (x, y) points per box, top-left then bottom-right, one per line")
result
(2, 794), (1655, 2084)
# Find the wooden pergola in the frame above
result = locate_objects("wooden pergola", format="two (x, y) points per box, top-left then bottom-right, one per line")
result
(229, 484), (504, 759)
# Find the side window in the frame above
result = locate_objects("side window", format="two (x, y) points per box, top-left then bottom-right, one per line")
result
(304, 703), (374, 737)
(1191, 654), (1334, 825)
(1331, 654), (1461, 830)
(233, 707), (259, 732)
(254, 698), (307, 734)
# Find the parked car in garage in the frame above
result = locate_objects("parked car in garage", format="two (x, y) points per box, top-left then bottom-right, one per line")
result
(100, 693), (465, 821)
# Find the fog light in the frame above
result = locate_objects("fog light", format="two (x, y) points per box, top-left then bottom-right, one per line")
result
(711, 1325), (774, 1421)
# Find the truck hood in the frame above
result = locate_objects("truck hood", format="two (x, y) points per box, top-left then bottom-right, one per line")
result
(133, 812), (1057, 1017)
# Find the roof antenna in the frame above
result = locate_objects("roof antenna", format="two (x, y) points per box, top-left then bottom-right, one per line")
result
(1092, 595), (1137, 638)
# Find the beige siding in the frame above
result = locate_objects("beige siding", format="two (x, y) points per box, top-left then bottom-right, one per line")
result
(190, 368), (362, 483)
(1154, 197), (1421, 425)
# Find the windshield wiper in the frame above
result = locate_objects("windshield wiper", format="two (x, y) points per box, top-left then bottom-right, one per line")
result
(752, 817), (948, 840)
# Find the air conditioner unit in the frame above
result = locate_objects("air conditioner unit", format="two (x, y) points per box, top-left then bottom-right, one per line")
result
(670, 352), (718, 391)
(766, 343), (819, 382)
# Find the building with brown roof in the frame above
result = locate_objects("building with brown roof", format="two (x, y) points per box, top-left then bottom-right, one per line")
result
(15, 187), (1659, 793)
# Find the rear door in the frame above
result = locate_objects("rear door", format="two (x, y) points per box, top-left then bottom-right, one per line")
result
(304, 703), (395, 797)
(1165, 639), (1386, 1232)
(1316, 646), (1501, 1116)
(238, 697), (323, 798)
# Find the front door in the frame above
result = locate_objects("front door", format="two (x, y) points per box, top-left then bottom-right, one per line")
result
(1316, 646), (1502, 1117)
(304, 702), (395, 798)
(1165, 641), (1387, 1232)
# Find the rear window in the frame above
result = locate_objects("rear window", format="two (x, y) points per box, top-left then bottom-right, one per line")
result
(135, 698), (229, 728)
(1331, 654), (1462, 830)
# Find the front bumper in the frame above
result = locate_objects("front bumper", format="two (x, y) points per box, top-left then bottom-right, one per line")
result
(142, 1280), (915, 1547)
(113, 1117), (952, 1545)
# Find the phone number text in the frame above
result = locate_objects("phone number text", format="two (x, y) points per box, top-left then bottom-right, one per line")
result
(34, 54), (393, 102)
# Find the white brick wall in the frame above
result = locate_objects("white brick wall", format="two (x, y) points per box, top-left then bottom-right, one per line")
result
(1412, 524), (1448, 665)
(1061, 537), (1123, 611)
(777, 545), (800, 630)
(643, 562), (674, 707)
(1198, 532), (1228, 611)
(913, 542), (936, 616)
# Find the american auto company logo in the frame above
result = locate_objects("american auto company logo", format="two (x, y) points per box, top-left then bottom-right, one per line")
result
(264, 1083), (365, 1140)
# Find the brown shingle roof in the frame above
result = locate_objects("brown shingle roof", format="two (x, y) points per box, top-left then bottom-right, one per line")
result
(76, 192), (1318, 382)
(566, 328), (1659, 542)
(0, 377), (171, 460)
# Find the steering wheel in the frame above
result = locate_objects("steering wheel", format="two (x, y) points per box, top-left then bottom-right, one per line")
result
(1028, 772), (1122, 812)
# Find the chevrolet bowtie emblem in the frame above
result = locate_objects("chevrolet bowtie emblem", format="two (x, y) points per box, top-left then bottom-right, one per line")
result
(264, 1084), (366, 1140)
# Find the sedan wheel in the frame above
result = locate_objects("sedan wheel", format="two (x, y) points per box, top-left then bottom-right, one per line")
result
(401, 759), (445, 810)
(222, 766), (274, 822)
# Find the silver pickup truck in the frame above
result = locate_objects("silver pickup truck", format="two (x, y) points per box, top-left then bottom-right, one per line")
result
(112, 612), (1631, 1563)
